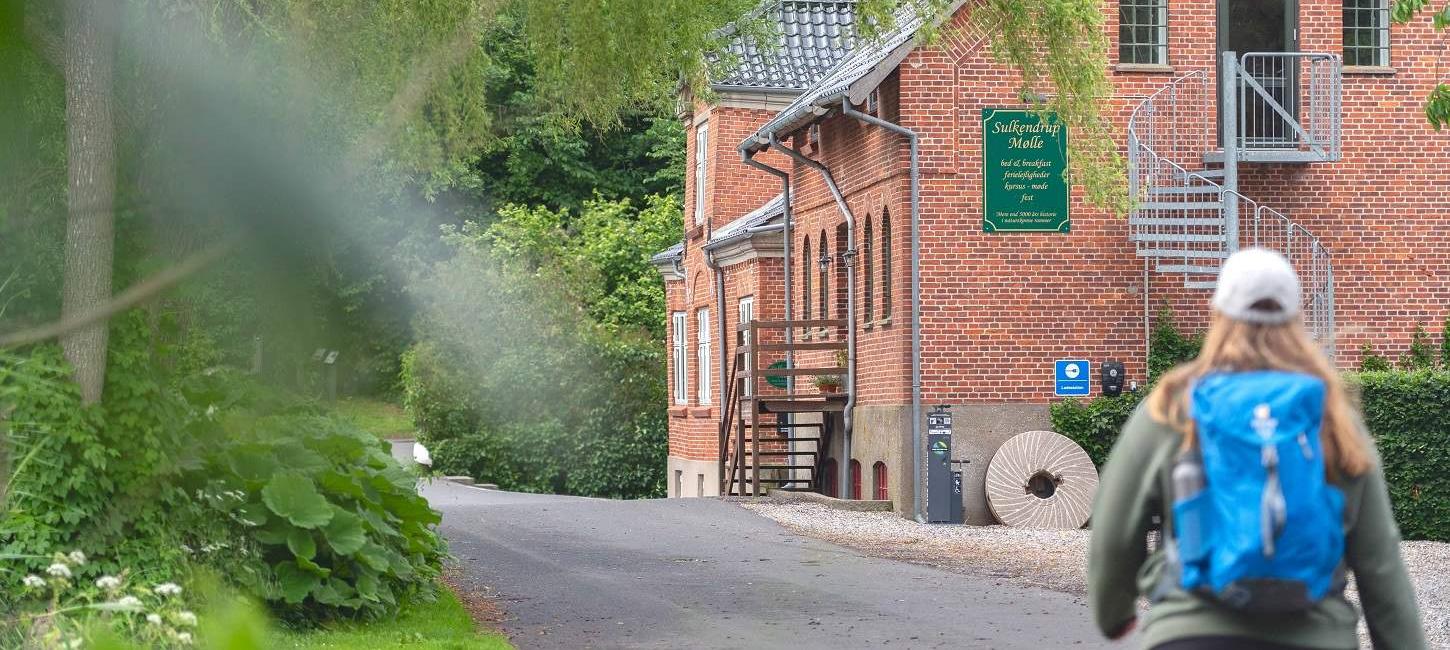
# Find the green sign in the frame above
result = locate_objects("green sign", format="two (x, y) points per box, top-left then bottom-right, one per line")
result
(765, 360), (788, 389)
(982, 109), (1070, 233)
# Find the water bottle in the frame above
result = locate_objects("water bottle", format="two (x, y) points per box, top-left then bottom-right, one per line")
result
(1172, 455), (1206, 561)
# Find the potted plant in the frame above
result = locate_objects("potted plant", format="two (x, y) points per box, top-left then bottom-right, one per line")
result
(814, 350), (848, 394)
(814, 374), (843, 394)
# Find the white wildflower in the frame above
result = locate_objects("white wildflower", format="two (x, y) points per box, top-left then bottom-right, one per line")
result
(205, 404), (218, 418)
(46, 563), (71, 579)
(22, 575), (46, 588)
(115, 595), (143, 610)
(66, 550), (86, 565)
(176, 611), (198, 627)
(180, 543), (194, 554)
(153, 582), (183, 597)
(95, 575), (122, 591)
(63, 638), (83, 650)
(176, 631), (193, 645)
(146, 613), (163, 625)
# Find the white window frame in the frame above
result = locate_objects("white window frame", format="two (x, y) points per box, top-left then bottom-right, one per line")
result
(696, 309), (712, 405)
(1343, 0), (1391, 67)
(738, 297), (755, 396)
(671, 312), (688, 405)
(694, 124), (709, 225)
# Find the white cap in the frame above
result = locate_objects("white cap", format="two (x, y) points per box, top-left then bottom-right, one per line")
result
(1211, 248), (1301, 324)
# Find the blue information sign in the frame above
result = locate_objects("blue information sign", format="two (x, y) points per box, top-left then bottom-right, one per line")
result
(1054, 360), (1091, 397)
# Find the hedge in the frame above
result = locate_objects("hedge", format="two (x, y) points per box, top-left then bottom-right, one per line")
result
(1052, 371), (1450, 542)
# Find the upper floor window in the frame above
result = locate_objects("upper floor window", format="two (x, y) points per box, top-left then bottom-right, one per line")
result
(1119, 0), (1167, 66)
(1344, 0), (1390, 67)
(863, 216), (874, 322)
(694, 123), (709, 225)
(818, 230), (829, 325)
(671, 312), (688, 404)
(696, 308), (712, 404)
(802, 236), (813, 321)
(880, 209), (893, 321)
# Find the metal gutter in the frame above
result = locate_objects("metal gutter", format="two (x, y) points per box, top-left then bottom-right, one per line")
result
(768, 133), (857, 501)
(840, 97), (925, 523)
(700, 223), (785, 252)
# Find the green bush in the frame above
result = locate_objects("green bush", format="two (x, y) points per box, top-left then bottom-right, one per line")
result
(188, 409), (444, 619)
(1, 312), (444, 624)
(1347, 370), (1450, 542)
(1049, 391), (1143, 468)
(1359, 343), (1393, 372)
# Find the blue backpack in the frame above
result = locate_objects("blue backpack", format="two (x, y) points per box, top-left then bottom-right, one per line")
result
(1164, 370), (1346, 613)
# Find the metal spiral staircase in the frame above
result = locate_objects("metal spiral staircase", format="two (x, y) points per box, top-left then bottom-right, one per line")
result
(1128, 51), (1339, 350)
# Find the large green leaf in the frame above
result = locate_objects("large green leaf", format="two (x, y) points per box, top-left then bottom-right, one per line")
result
(261, 474), (334, 529)
(275, 562), (318, 604)
(323, 509), (367, 555)
(287, 528), (316, 560)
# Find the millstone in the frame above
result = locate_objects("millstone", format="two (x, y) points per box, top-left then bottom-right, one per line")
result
(985, 430), (1098, 529)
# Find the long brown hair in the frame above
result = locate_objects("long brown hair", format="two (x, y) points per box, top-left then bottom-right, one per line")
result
(1145, 314), (1371, 477)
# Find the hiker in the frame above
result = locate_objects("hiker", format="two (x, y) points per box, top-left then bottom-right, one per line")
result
(1087, 248), (1426, 649)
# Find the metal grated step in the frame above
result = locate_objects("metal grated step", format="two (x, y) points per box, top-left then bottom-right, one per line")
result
(1136, 248), (1231, 259)
(1157, 263), (1222, 274)
(1132, 233), (1227, 243)
(1129, 216), (1226, 227)
(1184, 280), (1219, 290)
(1146, 185), (1222, 196)
(1136, 201), (1223, 211)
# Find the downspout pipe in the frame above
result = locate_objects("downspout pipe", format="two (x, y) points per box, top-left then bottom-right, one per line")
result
(740, 148), (796, 488)
(840, 97), (924, 523)
(739, 151), (795, 383)
(768, 133), (857, 502)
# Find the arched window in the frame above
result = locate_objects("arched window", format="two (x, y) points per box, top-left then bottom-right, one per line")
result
(873, 461), (888, 501)
(818, 229), (829, 326)
(880, 208), (893, 320)
(802, 236), (812, 321)
(849, 459), (862, 500)
(821, 458), (838, 497)
(863, 216), (874, 323)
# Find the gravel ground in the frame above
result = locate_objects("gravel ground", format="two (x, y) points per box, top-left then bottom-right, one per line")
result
(742, 502), (1450, 648)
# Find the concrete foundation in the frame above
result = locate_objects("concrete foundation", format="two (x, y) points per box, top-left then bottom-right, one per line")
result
(667, 456), (721, 498)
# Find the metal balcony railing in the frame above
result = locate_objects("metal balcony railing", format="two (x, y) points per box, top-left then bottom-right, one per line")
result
(1228, 52), (1343, 162)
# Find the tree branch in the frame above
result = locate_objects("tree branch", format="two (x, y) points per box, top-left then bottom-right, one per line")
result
(0, 238), (236, 349)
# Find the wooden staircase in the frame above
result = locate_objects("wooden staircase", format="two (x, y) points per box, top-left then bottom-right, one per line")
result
(719, 319), (847, 497)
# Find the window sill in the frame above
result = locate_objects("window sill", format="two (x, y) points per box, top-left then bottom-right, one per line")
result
(1115, 63), (1174, 74)
(862, 321), (873, 331)
(669, 406), (689, 418)
(686, 224), (705, 240)
(1344, 65), (1396, 76)
(875, 317), (892, 328)
(688, 407), (715, 418)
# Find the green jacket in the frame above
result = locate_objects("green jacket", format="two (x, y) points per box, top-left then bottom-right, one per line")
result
(1088, 404), (1426, 649)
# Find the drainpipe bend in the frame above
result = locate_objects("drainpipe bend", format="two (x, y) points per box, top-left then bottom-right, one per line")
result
(767, 133), (857, 502)
(840, 98), (924, 522)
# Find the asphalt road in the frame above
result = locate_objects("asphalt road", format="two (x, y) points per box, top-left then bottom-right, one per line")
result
(414, 470), (1114, 650)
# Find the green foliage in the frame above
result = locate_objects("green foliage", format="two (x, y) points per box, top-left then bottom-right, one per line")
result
(1391, 0), (1450, 128)
(1360, 344), (1393, 373)
(1397, 323), (1437, 370)
(401, 195), (678, 499)
(1439, 317), (1450, 368)
(1049, 390), (1143, 467)
(1347, 370), (1450, 542)
(1148, 308), (1204, 381)
(278, 585), (512, 650)
(2, 312), (443, 624)
(186, 403), (445, 619)
(972, 0), (1126, 213)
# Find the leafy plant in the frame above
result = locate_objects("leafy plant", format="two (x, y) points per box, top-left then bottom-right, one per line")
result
(1360, 343), (1393, 372)
(1347, 370), (1450, 542)
(186, 406), (444, 619)
(6, 551), (201, 649)
(1397, 323), (1436, 370)
(1147, 308), (1203, 381)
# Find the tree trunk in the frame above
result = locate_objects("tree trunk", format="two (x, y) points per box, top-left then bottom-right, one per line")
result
(60, 0), (116, 404)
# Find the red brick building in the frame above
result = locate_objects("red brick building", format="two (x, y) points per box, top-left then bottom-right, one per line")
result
(654, 0), (1450, 523)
